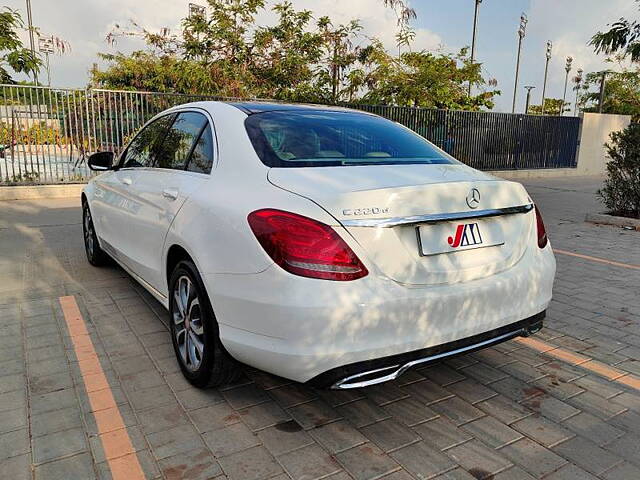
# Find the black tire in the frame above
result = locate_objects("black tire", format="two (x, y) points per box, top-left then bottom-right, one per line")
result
(82, 200), (110, 266)
(169, 260), (241, 388)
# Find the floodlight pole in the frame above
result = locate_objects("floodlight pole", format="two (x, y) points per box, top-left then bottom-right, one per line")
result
(561, 56), (573, 115)
(540, 40), (552, 115)
(511, 13), (528, 113)
(524, 86), (535, 114)
(574, 68), (583, 116)
(469, 0), (483, 96)
(25, 0), (38, 84)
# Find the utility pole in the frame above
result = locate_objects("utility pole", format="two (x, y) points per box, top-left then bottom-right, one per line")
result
(469, 0), (483, 96)
(25, 0), (38, 84)
(598, 71), (609, 113)
(574, 68), (583, 116)
(511, 13), (528, 113)
(540, 40), (553, 115)
(524, 86), (535, 114)
(560, 56), (573, 115)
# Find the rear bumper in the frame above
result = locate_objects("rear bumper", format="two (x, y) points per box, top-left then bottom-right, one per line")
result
(205, 242), (556, 384)
(310, 311), (545, 389)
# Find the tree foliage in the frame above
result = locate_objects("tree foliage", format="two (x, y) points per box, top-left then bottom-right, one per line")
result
(599, 123), (640, 218)
(591, 0), (640, 61)
(91, 0), (499, 109)
(528, 98), (570, 116)
(0, 8), (41, 83)
(580, 62), (640, 119)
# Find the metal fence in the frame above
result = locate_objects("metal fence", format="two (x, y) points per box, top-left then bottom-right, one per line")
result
(0, 84), (581, 185)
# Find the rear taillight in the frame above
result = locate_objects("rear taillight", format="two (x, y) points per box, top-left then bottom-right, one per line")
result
(248, 209), (368, 281)
(534, 205), (548, 249)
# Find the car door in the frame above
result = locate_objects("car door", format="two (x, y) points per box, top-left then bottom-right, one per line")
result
(114, 110), (215, 293)
(91, 113), (175, 262)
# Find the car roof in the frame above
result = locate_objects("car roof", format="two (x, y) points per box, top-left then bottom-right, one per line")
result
(225, 101), (373, 116)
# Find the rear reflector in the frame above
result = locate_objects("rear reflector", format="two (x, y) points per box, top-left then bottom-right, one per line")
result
(534, 205), (548, 249)
(248, 209), (368, 281)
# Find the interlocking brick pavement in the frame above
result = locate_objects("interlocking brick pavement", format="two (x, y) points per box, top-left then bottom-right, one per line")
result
(1, 175), (639, 479)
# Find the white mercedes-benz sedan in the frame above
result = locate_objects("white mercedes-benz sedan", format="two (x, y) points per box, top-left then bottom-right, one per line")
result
(82, 101), (556, 389)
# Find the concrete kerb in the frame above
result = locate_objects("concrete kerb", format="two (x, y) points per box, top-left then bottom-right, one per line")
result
(0, 184), (86, 201)
(586, 212), (640, 231)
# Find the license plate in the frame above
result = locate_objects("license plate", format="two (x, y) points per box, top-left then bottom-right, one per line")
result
(417, 220), (505, 256)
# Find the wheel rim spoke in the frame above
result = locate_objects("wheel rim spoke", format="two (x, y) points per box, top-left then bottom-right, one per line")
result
(172, 275), (205, 372)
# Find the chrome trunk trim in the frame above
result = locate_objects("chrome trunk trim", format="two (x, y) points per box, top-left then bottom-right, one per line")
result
(331, 329), (524, 390)
(340, 204), (534, 228)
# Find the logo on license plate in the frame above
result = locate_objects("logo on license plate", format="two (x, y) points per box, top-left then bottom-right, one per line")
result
(447, 223), (483, 248)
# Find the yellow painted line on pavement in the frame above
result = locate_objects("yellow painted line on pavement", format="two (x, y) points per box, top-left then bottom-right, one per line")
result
(515, 336), (639, 391)
(59, 296), (146, 480)
(554, 248), (640, 270)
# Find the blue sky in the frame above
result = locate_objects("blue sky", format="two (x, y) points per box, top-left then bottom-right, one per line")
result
(6, 0), (636, 112)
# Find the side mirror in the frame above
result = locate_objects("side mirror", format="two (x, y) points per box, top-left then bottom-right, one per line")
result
(88, 151), (115, 171)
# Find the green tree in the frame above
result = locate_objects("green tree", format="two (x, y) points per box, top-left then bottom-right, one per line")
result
(580, 65), (640, 119)
(0, 8), (41, 83)
(528, 98), (570, 116)
(591, 0), (640, 61)
(598, 123), (640, 218)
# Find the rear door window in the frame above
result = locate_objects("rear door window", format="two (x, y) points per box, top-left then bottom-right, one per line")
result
(185, 124), (214, 174)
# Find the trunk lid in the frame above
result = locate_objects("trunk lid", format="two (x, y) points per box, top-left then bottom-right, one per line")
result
(268, 164), (534, 286)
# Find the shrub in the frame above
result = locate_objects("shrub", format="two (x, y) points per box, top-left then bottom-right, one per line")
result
(598, 123), (640, 219)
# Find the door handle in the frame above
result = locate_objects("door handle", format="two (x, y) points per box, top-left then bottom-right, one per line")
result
(121, 177), (132, 186)
(162, 188), (179, 200)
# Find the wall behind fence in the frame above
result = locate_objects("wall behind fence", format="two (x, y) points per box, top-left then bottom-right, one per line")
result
(1, 84), (582, 185)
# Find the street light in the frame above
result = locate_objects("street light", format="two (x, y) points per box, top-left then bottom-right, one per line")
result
(560, 56), (573, 116)
(574, 68), (584, 116)
(469, 0), (483, 96)
(511, 13), (528, 113)
(540, 41), (553, 115)
(524, 86), (536, 114)
(25, 0), (38, 84)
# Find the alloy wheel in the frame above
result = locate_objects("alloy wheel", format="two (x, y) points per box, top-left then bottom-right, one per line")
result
(172, 275), (205, 371)
(83, 205), (94, 257)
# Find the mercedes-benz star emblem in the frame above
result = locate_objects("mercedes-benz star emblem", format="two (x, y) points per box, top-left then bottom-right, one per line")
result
(466, 188), (480, 209)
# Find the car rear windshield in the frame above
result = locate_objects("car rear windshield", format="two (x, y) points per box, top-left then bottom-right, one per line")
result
(244, 110), (455, 168)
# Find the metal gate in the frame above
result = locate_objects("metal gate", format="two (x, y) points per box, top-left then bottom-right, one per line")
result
(0, 84), (582, 185)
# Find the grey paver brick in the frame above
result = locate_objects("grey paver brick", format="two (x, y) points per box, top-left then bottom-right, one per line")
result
(475, 395), (532, 425)
(237, 401), (291, 431)
(202, 422), (260, 457)
(365, 383), (410, 406)
(565, 391), (627, 420)
(0, 427), (29, 460)
(0, 374), (24, 395)
(360, 418), (421, 453)
(268, 384), (317, 408)
(34, 452), (96, 480)
(498, 437), (567, 478)
(335, 443), (399, 480)
(602, 461), (640, 480)
(382, 397), (439, 427)
(0, 388), (25, 413)
(552, 436), (622, 476)
(529, 375), (584, 400)
(158, 447), (223, 480)
(0, 407), (27, 434)
(429, 396), (485, 426)
(0, 453), (30, 480)
(257, 421), (314, 456)
(570, 375), (624, 399)
(562, 411), (624, 446)
(336, 399), (390, 428)
(127, 384), (177, 411)
(29, 371), (73, 395)
(462, 416), (523, 448)
(390, 441), (456, 479)
(219, 445), (282, 480)
(95, 448), (161, 480)
(412, 417), (472, 451)
(146, 424), (205, 460)
(543, 464), (600, 480)
(520, 394), (580, 422)
(222, 383), (270, 410)
(401, 379), (454, 405)
(492, 466), (536, 479)
(318, 388), (365, 408)
(512, 414), (574, 448)
(602, 433), (640, 467)
(433, 468), (476, 479)
(33, 427), (87, 464)
(174, 386), (225, 411)
(446, 440), (512, 479)
(445, 379), (497, 405)
(279, 443), (342, 479)
(309, 420), (367, 454)
(188, 402), (241, 434)
(288, 399), (342, 430)
(460, 362), (508, 385)
(420, 365), (466, 386)
(31, 406), (83, 437)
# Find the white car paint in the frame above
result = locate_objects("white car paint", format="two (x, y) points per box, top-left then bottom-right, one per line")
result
(83, 101), (556, 386)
